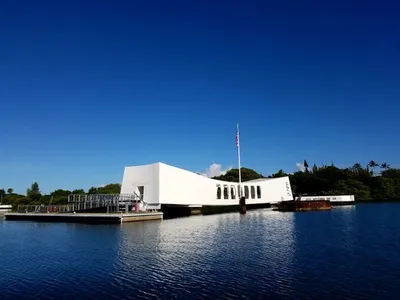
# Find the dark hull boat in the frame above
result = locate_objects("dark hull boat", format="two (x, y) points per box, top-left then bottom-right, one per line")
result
(276, 200), (332, 212)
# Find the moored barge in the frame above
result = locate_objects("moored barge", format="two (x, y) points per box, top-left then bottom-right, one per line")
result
(276, 200), (332, 212)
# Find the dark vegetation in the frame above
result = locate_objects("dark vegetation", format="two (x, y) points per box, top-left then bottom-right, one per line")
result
(0, 183), (121, 208)
(213, 160), (400, 201)
(1, 160), (399, 208)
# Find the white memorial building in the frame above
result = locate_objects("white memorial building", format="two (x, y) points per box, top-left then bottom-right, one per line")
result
(120, 162), (294, 211)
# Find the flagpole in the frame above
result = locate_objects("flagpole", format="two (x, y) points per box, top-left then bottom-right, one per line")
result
(236, 124), (242, 197)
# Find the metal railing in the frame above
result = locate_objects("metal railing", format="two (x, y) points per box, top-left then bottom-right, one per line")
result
(17, 204), (74, 213)
(17, 193), (145, 214)
(68, 193), (142, 203)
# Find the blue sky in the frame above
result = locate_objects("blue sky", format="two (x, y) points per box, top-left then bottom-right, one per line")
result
(1, 0), (399, 194)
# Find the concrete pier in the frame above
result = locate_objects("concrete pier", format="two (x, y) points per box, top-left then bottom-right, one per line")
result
(5, 212), (163, 224)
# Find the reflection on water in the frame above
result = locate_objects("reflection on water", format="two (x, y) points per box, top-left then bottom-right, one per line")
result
(115, 210), (297, 299)
(1, 203), (400, 300)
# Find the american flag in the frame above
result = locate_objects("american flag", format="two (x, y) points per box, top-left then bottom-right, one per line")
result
(236, 125), (240, 147)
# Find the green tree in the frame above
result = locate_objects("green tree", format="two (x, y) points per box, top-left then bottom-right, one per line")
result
(7, 188), (13, 194)
(213, 168), (264, 182)
(352, 163), (362, 174)
(382, 168), (400, 179)
(368, 160), (379, 175)
(370, 177), (396, 199)
(72, 189), (85, 194)
(27, 182), (42, 202)
(98, 184), (121, 194)
(51, 189), (71, 196)
(304, 160), (309, 172)
(0, 189), (5, 200)
(270, 169), (288, 178)
(39, 195), (52, 205)
(332, 179), (371, 200)
(381, 162), (390, 171)
(88, 187), (98, 194)
(48, 189), (70, 204)
(2, 193), (28, 206)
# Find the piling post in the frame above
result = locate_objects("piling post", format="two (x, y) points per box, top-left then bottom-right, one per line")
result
(239, 196), (246, 214)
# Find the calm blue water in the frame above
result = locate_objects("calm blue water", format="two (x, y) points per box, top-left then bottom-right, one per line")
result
(1, 203), (400, 300)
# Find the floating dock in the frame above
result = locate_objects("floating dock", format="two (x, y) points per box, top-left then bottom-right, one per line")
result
(5, 212), (163, 224)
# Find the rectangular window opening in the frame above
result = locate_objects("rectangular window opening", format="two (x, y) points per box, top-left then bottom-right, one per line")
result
(216, 185), (221, 199)
(244, 186), (249, 199)
(231, 185), (236, 199)
(251, 186), (255, 199)
(223, 185), (229, 199)
(257, 186), (261, 199)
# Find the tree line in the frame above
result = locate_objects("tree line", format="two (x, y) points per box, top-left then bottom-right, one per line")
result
(1, 160), (399, 207)
(0, 183), (121, 208)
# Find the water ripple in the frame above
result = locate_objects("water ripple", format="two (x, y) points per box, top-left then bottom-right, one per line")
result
(2, 204), (400, 299)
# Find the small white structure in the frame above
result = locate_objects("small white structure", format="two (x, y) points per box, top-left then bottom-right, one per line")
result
(121, 162), (294, 210)
(297, 195), (355, 204)
(0, 204), (12, 213)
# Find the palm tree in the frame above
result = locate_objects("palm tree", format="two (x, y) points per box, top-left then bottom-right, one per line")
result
(304, 160), (309, 173)
(353, 163), (362, 174)
(368, 160), (379, 175)
(272, 169), (287, 178)
(381, 162), (391, 171)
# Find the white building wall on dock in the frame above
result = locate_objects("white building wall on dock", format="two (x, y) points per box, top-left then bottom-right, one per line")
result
(246, 177), (293, 203)
(120, 163), (160, 208)
(159, 163), (213, 206)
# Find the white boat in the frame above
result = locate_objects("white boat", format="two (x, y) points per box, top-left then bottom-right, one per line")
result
(297, 195), (355, 205)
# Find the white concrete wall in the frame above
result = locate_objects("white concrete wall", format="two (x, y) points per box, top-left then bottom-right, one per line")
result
(248, 177), (293, 203)
(159, 163), (216, 206)
(120, 163), (160, 207)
